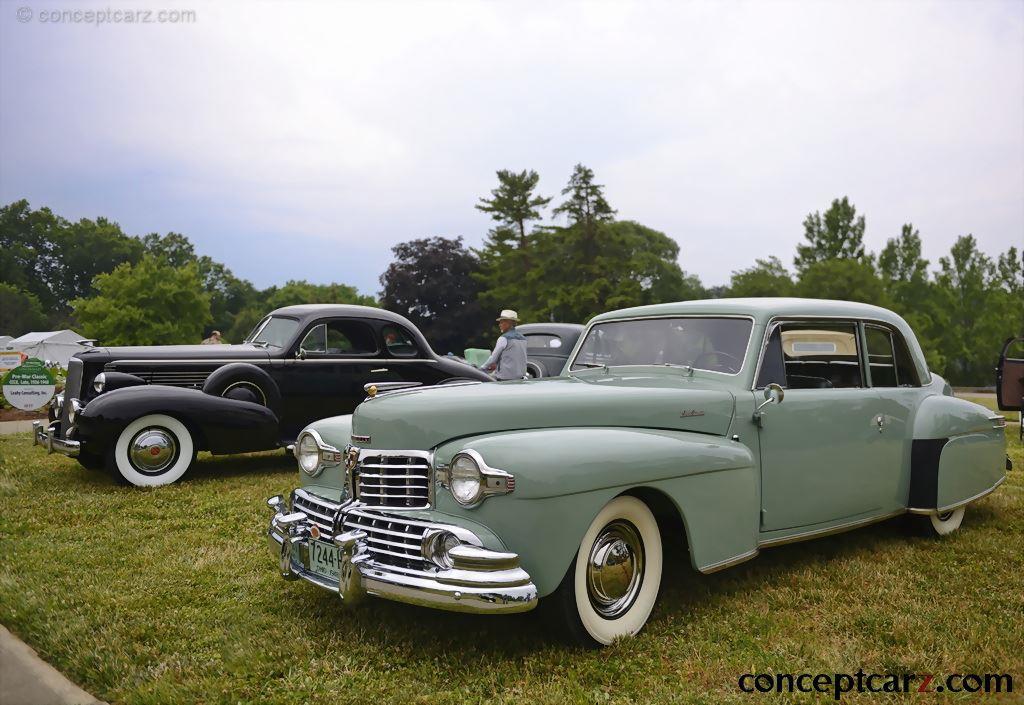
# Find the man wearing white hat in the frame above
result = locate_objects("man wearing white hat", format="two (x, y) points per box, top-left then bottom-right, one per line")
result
(481, 309), (528, 380)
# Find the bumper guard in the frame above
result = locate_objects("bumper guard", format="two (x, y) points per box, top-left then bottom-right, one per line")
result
(266, 495), (537, 614)
(32, 421), (80, 458)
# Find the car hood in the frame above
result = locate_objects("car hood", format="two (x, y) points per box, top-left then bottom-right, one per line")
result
(350, 369), (737, 450)
(77, 344), (272, 364)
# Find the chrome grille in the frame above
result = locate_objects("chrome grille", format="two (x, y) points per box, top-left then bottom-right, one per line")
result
(291, 490), (340, 537)
(354, 454), (431, 509)
(342, 510), (429, 570)
(110, 367), (212, 389)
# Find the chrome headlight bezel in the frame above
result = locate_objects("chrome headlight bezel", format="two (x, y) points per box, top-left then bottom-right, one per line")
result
(439, 449), (516, 508)
(92, 373), (106, 394)
(294, 429), (343, 477)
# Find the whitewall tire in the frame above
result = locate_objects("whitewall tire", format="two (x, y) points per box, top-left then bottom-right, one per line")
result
(111, 414), (194, 487)
(929, 507), (965, 536)
(552, 495), (663, 646)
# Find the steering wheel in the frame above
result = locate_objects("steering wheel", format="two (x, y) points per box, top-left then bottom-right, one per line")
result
(692, 351), (743, 374)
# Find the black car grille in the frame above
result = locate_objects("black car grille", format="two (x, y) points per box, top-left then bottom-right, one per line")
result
(107, 366), (211, 389)
(354, 454), (432, 509)
(59, 358), (84, 438)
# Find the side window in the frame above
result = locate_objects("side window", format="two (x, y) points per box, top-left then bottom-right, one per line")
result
(299, 324), (326, 354)
(325, 320), (378, 355)
(526, 334), (562, 350)
(778, 322), (863, 389)
(755, 326), (786, 388)
(893, 333), (920, 386)
(865, 326), (898, 387)
(380, 324), (418, 357)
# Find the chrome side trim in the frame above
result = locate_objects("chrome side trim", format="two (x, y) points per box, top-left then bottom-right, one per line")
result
(907, 476), (1007, 515)
(757, 509), (906, 548)
(698, 547), (760, 574)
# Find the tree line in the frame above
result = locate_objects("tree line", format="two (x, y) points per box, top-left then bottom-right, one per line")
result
(1, 166), (1020, 385)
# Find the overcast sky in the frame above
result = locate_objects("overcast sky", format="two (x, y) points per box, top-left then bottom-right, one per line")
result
(1, 0), (1021, 298)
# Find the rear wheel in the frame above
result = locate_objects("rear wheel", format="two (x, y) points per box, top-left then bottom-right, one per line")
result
(549, 496), (662, 646)
(909, 507), (965, 537)
(109, 414), (194, 487)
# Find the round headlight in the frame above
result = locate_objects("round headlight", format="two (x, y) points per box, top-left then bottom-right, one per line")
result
(93, 373), (106, 394)
(296, 433), (321, 475)
(449, 453), (483, 505)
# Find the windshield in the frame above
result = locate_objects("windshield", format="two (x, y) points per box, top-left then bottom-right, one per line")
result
(245, 316), (300, 348)
(570, 317), (753, 374)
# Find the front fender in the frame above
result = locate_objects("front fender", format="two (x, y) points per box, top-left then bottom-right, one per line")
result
(75, 385), (279, 454)
(432, 427), (758, 597)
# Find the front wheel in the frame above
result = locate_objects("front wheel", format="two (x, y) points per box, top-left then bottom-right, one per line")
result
(109, 414), (195, 487)
(550, 495), (663, 646)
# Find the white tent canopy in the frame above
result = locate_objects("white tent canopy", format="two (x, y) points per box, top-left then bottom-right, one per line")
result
(3, 330), (88, 368)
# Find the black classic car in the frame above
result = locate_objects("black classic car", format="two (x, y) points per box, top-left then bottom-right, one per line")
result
(34, 304), (491, 486)
(517, 323), (585, 378)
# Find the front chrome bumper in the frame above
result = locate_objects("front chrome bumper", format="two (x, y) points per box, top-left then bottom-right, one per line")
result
(266, 494), (538, 614)
(32, 420), (80, 458)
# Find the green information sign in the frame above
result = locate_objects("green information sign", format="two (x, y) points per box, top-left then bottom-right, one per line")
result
(1, 357), (57, 411)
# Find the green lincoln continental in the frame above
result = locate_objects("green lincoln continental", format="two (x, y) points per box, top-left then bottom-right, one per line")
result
(266, 298), (1010, 645)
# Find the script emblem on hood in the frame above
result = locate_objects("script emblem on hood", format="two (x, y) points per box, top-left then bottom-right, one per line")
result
(679, 409), (705, 418)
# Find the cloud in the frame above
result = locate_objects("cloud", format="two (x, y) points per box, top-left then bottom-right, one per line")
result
(1, 0), (1021, 296)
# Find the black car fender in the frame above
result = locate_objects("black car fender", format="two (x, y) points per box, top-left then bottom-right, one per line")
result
(202, 363), (283, 418)
(75, 385), (280, 455)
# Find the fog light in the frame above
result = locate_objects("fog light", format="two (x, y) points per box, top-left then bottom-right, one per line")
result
(422, 528), (461, 569)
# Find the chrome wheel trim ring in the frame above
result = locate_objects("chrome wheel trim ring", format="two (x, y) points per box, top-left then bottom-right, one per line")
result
(222, 381), (267, 406)
(128, 427), (179, 474)
(586, 519), (645, 619)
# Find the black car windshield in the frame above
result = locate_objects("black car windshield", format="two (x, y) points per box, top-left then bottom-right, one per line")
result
(245, 316), (300, 348)
(570, 317), (753, 374)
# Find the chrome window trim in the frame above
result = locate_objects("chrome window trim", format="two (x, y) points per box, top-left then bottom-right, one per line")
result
(566, 314), (757, 378)
(750, 315), (924, 391)
(863, 322), (923, 388)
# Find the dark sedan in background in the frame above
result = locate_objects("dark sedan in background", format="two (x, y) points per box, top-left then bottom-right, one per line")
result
(35, 304), (490, 486)
(518, 323), (585, 378)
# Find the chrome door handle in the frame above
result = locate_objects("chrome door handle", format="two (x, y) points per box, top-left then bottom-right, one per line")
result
(371, 368), (388, 373)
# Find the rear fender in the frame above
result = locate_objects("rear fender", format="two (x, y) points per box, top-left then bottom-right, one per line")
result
(909, 395), (1006, 511)
(75, 385), (280, 454)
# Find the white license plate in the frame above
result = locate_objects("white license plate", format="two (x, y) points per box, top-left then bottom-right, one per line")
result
(308, 539), (340, 581)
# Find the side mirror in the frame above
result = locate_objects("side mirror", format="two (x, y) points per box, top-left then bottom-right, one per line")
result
(295, 348), (307, 360)
(761, 382), (784, 407)
(753, 383), (784, 427)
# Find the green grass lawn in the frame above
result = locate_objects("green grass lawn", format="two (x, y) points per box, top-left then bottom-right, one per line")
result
(1, 433), (1021, 705)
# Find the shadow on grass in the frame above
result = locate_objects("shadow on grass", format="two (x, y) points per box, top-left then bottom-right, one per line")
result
(184, 450), (295, 484)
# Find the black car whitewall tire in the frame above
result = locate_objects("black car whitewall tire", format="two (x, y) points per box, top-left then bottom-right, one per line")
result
(554, 495), (663, 646)
(111, 414), (194, 486)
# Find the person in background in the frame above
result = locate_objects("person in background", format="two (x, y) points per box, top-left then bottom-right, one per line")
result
(481, 310), (527, 380)
(202, 330), (224, 345)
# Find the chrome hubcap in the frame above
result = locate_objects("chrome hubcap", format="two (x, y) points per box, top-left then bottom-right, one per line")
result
(586, 520), (644, 619)
(129, 427), (178, 474)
